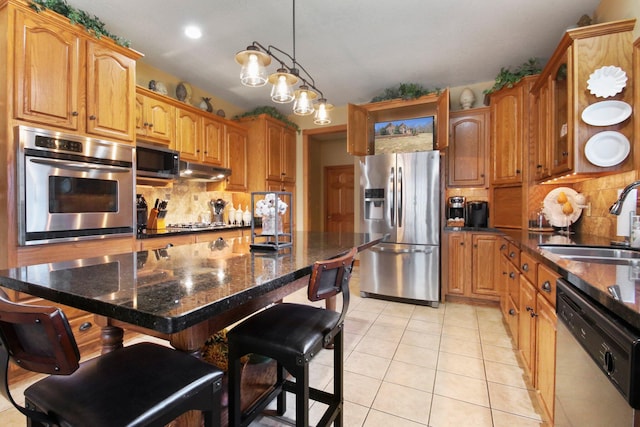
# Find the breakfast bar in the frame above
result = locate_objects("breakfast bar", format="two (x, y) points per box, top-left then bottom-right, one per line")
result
(0, 231), (382, 349)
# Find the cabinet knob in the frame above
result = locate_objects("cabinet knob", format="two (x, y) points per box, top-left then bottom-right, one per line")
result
(516, 169), (521, 174)
(480, 173), (485, 177)
(509, 251), (516, 258)
(460, 242), (464, 246)
(536, 164), (542, 169)
(148, 123), (153, 128)
(562, 152), (569, 157)
(541, 281), (552, 293)
(509, 272), (515, 279)
(522, 263), (529, 272)
(143, 121), (149, 127)
(89, 115), (96, 120)
(500, 244), (507, 251)
(509, 308), (516, 316)
(79, 322), (92, 332)
(71, 111), (79, 117)
(530, 311), (538, 318)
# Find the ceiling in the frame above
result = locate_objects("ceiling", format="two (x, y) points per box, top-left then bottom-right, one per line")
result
(66, 0), (601, 114)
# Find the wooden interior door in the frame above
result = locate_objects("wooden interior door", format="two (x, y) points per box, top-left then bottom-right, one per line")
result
(324, 165), (354, 233)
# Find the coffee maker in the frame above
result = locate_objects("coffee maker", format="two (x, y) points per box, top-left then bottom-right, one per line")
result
(447, 196), (466, 220)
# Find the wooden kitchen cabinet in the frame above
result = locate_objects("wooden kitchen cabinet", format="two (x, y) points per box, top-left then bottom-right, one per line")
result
(536, 292), (557, 422)
(225, 122), (249, 192)
(519, 276), (537, 378)
(489, 76), (536, 185)
(445, 232), (499, 301)
(238, 114), (297, 191)
(531, 19), (635, 182)
(201, 115), (226, 166)
(532, 77), (551, 181)
(135, 89), (175, 145)
(347, 89), (450, 155)
(13, 6), (140, 142)
(175, 107), (201, 159)
(448, 107), (489, 188)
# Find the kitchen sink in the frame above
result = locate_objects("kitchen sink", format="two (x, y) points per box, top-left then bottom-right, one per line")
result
(538, 245), (640, 265)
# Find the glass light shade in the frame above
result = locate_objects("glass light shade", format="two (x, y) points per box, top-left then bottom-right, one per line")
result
(293, 85), (317, 116)
(235, 47), (271, 87)
(268, 70), (298, 103)
(313, 99), (333, 125)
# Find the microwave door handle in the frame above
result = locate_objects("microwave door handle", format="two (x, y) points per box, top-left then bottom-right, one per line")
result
(398, 166), (403, 228)
(28, 158), (131, 173)
(389, 167), (395, 226)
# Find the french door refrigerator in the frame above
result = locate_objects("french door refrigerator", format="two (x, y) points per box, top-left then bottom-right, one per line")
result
(359, 151), (440, 306)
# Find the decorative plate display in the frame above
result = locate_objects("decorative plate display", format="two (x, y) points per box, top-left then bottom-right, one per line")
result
(586, 65), (627, 98)
(542, 187), (582, 228)
(584, 131), (630, 167)
(581, 100), (632, 126)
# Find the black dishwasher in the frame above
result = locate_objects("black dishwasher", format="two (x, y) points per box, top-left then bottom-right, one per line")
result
(555, 279), (640, 426)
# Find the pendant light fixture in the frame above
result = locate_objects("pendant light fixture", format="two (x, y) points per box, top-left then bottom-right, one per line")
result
(235, 0), (331, 124)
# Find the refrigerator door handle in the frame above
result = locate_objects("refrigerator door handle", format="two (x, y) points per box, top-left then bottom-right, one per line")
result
(370, 245), (434, 254)
(389, 167), (395, 226)
(398, 166), (403, 228)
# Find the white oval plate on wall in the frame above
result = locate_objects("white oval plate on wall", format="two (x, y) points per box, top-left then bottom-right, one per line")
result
(584, 131), (630, 167)
(581, 100), (632, 126)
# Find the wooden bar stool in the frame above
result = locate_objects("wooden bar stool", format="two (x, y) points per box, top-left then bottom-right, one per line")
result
(0, 290), (224, 427)
(227, 247), (357, 427)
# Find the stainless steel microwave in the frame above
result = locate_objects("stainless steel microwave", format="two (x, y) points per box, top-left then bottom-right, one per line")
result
(135, 142), (179, 180)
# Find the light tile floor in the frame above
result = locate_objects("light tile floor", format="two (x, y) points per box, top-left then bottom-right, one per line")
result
(0, 268), (549, 426)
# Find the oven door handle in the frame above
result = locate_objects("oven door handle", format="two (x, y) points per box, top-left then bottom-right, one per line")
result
(28, 157), (131, 173)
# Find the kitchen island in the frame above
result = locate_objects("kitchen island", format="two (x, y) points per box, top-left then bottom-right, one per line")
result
(0, 231), (383, 351)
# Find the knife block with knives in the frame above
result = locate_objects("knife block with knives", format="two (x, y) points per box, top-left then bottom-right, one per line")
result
(147, 199), (168, 230)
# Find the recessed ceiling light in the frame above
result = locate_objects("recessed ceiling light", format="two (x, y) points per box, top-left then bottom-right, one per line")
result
(184, 25), (202, 39)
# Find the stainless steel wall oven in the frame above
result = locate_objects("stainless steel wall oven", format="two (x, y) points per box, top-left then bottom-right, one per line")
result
(17, 126), (134, 245)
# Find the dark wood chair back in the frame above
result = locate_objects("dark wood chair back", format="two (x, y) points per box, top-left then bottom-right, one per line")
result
(307, 247), (357, 322)
(0, 289), (80, 376)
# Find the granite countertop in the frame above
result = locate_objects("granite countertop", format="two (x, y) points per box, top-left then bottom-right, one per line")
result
(0, 231), (383, 334)
(499, 229), (640, 331)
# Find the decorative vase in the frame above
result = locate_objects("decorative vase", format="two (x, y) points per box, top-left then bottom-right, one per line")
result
(199, 97), (213, 112)
(176, 82), (192, 104)
(459, 88), (476, 110)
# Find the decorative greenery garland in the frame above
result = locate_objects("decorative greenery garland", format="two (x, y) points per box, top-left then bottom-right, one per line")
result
(484, 58), (542, 95)
(234, 106), (300, 132)
(29, 0), (130, 47)
(371, 83), (441, 103)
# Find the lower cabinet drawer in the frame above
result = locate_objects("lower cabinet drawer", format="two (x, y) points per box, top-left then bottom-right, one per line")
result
(537, 263), (558, 308)
(68, 313), (102, 356)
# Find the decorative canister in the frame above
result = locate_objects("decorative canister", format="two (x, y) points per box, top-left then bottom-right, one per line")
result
(243, 207), (252, 226)
(228, 203), (236, 225)
(235, 205), (244, 225)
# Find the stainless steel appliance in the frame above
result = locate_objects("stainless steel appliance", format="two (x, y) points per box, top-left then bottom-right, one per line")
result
(209, 199), (227, 225)
(179, 160), (231, 182)
(359, 151), (440, 305)
(136, 142), (179, 180)
(17, 126), (134, 245)
(465, 200), (488, 227)
(136, 194), (148, 234)
(555, 279), (639, 426)
(447, 196), (465, 220)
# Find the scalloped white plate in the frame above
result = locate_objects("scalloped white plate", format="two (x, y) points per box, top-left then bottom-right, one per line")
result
(587, 66), (627, 98)
(581, 100), (632, 126)
(584, 131), (630, 167)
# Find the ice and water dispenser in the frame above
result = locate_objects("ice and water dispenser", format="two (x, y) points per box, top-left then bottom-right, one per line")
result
(364, 189), (385, 220)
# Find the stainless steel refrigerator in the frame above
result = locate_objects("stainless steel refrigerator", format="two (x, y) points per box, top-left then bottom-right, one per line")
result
(359, 151), (440, 306)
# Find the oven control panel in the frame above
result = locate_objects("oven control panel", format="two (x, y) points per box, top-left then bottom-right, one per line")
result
(35, 135), (83, 153)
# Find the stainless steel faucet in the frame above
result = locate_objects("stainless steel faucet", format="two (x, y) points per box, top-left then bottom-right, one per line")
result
(610, 180), (640, 215)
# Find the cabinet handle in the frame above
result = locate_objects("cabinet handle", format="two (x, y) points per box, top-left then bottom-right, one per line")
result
(143, 121), (149, 127)
(562, 152), (568, 157)
(536, 164), (542, 169)
(500, 244), (507, 251)
(509, 308), (516, 316)
(522, 263), (529, 272)
(509, 272), (515, 279)
(541, 281), (552, 293)
(148, 123), (153, 128)
(79, 322), (92, 332)
(509, 251), (516, 258)
(473, 244), (478, 248)
(89, 115), (96, 120)
(530, 311), (538, 318)
(71, 111), (79, 116)
(480, 173), (485, 177)
(516, 169), (521, 174)
(526, 306), (533, 312)
(459, 242), (464, 246)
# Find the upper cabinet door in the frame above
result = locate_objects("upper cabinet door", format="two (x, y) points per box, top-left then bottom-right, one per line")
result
(347, 103), (372, 156)
(281, 127), (296, 183)
(225, 124), (248, 192)
(175, 108), (200, 160)
(266, 121), (283, 181)
(201, 115), (225, 166)
(14, 11), (80, 130)
(448, 108), (489, 188)
(490, 84), (524, 185)
(85, 41), (136, 141)
(436, 88), (450, 150)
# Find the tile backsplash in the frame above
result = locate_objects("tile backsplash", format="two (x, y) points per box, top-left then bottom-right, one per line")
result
(136, 180), (251, 224)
